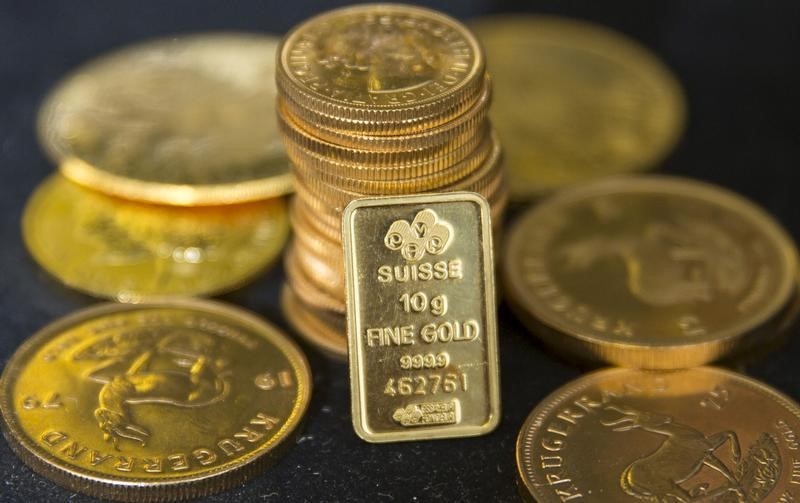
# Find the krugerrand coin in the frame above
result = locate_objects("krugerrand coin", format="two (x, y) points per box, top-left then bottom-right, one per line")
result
(343, 193), (500, 442)
(0, 299), (311, 501)
(503, 176), (798, 368)
(39, 33), (292, 205)
(23, 175), (289, 301)
(471, 16), (686, 199)
(517, 367), (800, 502)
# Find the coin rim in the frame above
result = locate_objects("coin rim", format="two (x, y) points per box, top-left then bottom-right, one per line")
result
(515, 366), (800, 501)
(0, 298), (312, 501)
(503, 175), (798, 365)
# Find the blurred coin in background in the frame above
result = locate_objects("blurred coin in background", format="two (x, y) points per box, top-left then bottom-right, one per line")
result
(23, 175), (289, 301)
(471, 16), (686, 199)
(38, 33), (292, 206)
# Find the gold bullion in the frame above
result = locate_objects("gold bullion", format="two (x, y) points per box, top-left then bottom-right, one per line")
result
(38, 33), (292, 206)
(517, 367), (800, 502)
(471, 15), (686, 199)
(0, 299), (311, 501)
(23, 175), (289, 301)
(503, 176), (798, 368)
(277, 4), (485, 135)
(281, 285), (348, 360)
(343, 192), (500, 442)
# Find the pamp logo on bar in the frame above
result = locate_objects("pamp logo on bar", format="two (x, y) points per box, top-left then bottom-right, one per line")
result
(392, 400), (459, 427)
(384, 209), (453, 262)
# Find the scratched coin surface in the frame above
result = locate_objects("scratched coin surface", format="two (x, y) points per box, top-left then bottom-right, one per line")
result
(471, 16), (686, 199)
(503, 176), (797, 368)
(277, 4), (485, 135)
(38, 33), (291, 205)
(343, 192), (500, 442)
(23, 175), (289, 301)
(517, 367), (800, 502)
(0, 299), (311, 501)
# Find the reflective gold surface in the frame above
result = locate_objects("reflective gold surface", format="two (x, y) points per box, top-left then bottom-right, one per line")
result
(472, 16), (686, 199)
(503, 176), (798, 368)
(0, 299), (311, 501)
(38, 33), (292, 206)
(277, 4), (485, 135)
(23, 176), (288, 301)
(281, 285), (347, 360)
(343, 193), (500, 442)
(517, 367), (800, 502)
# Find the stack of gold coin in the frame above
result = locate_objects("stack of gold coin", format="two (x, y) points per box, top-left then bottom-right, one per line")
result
(276, 4), (507, 358)
(27, 33), (293, 302)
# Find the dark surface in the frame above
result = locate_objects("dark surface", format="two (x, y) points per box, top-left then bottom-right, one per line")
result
(1, 1), (800, 501)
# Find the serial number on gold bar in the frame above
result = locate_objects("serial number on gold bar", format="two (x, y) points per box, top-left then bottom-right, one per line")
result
(343, 192), (500, 442)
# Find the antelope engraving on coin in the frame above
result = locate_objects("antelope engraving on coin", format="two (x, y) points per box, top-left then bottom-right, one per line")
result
(73, 329), (232, 448)
(602, 405), (780, 502)
(561, 217), (748, 307)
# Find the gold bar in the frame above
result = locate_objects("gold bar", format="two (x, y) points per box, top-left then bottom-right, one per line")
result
(343, 192), (500, 442)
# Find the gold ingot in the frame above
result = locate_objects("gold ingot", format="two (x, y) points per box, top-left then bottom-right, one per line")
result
(471, 15), (686, 199)
(281, 285), (347, 360)
(281, 77), (492, 150)
(39, 33), (292, 206)
(0, 299), (311, 501)
(343, 193), (500, 442)
(277, 4), (485, 135)
(503, 176), (798, 368)
(23, 175), (288, 301)
(517, 367), (800, 502)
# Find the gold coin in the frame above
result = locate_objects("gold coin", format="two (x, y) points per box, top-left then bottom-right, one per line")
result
(291, 130), (500, 210)
(292, 237), (346, 300)
(503, 176), (798, 368)
(278, 100), (489, 171)
(284, 243), (347, 314)
(277, 4), (485, 135)
(281, 285), (347, 360)
(517, 367), (800, 502)
(287, 129), (499, 197)
(281, 76), (491, 150)
(39, 33), (292, 206)
(0, 299), (311, 501)
(23, 175), (289, 301)
(471, 16), (686, 199)
(290, 197), (342, 245)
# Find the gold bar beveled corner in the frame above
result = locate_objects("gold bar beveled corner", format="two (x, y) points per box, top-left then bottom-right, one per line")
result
(342, 192), (500, 443)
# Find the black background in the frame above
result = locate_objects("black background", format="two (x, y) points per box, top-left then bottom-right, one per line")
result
(2, 1), (800, 501)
